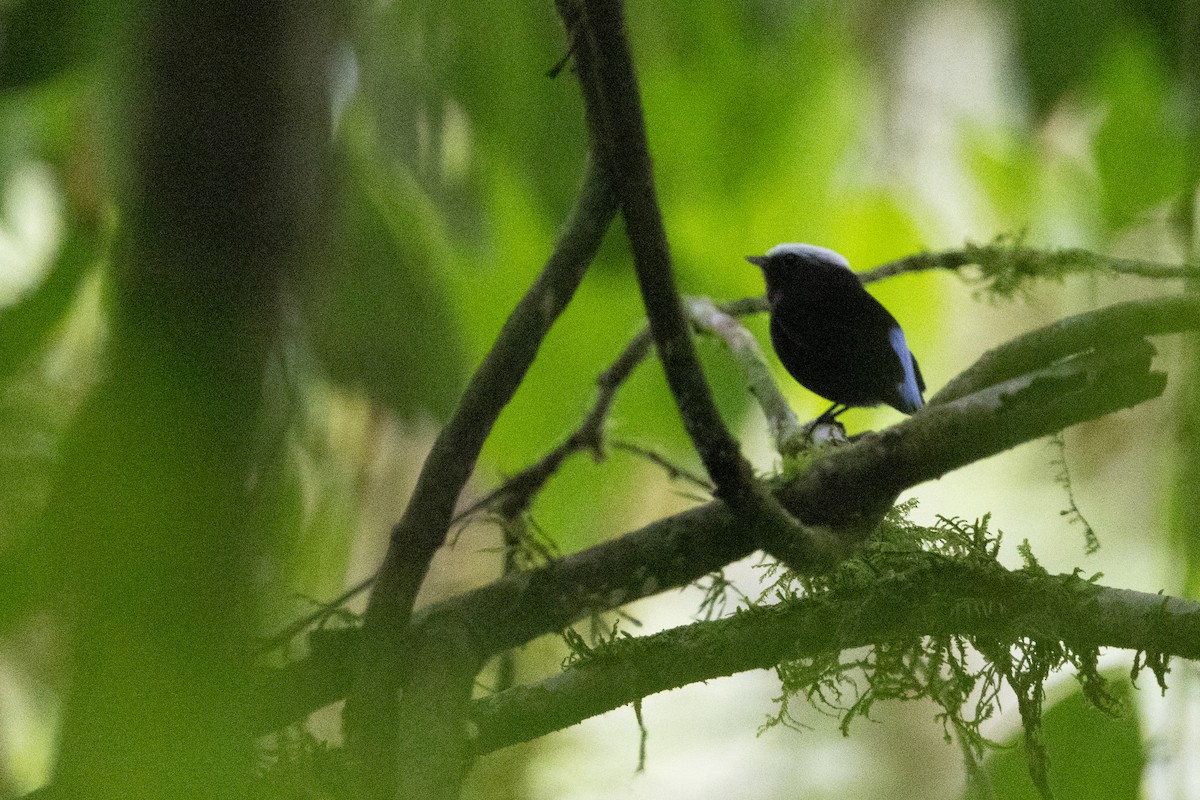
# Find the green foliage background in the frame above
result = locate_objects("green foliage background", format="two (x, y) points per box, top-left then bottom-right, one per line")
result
(0, 0), (1196, 797)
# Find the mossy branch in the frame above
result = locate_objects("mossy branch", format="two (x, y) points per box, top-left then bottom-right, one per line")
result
(859, 237), (1192, 295)
(252, 294), (1192, 734)
(468, 564), (1200, 754)
(257, 243), (1195, 657)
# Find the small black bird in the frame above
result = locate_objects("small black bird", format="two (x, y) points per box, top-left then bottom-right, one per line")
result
(746, 243), (925, 423)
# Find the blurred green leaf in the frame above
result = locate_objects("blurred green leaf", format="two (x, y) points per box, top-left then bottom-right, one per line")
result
(981, 676), (1143, 800)
(353, 1), (586, 234)
(439, 1), (586, 216)
(1008, 0), (1189, 117)
(1010, 0), (1125, 116)
(305, 108), (465, 421)
(0, 203), (104, 383)
(1092, 31), (1189, 231)
(0, 0), (94, 91)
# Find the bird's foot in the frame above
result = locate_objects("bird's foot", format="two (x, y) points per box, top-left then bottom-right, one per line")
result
(802, 416), (849, 447)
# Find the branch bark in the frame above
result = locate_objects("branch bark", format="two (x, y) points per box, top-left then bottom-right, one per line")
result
(858, 241), (1192, 286)
(686, 296), (806, 454)
(576, 0), (752, 501)
(933, 295), (1200, 404)
(254, 294), (1192, 734)
(343, 156), (616, 785)
(577, 0), (837, 577)
(469, 565), (1200, 754)
(259, 246), (1195, 656)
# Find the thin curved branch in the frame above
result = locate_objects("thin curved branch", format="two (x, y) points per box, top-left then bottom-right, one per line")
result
(578, 0), (753, 503)
(686, 296), (805, 454)
(343, 157), (616, 764)
(579, 0), (837, 576)
(469, 565), (1200, 754)
(356, 156), (615, 640)
(458, 327), (654, 523)
(858, 242), (1192, 287)
(454, 290), (769, 532)
(608, 439), (713, 491)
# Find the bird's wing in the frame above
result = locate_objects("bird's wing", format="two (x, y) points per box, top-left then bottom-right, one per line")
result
(887, 326), (924, 411)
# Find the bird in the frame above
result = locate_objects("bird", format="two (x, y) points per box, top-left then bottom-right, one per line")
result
(745, 243), (925, 425)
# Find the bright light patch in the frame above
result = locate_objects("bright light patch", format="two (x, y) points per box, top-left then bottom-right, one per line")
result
(0, 163), (63, 308)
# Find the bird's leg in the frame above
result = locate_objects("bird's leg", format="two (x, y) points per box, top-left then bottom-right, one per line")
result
(802, 403), (848, 444)
(815, 402), (845, 424)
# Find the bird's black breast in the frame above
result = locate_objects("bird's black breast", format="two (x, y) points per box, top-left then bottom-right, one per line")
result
(768, 273), (918, 411)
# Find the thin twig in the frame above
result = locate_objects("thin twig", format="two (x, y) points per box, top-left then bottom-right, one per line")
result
(609, 439), (714, 491)
(686, 296), (804, 455)
(459, 327), (654, 523)
(858, 241), (1191, 287)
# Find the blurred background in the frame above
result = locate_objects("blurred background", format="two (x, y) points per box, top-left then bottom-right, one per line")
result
(0, 0), (1198, 797)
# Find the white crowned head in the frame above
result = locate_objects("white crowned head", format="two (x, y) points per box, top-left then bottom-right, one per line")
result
(763, 243), (852, 270)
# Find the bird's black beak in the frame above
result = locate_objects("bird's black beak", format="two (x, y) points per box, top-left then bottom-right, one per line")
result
(745, 255), (768, 268)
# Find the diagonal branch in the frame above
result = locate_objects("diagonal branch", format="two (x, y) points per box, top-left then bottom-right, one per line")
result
(457, 327), (654, 524)
(343, 156), (616, 773)
(776, 339), (1163, 535)
(933, 295), (1200, 404)
(355, 157), (615, 642)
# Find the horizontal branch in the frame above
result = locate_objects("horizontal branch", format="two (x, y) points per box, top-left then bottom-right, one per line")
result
(469, 565), (1200, 754)
(251, 501), (745, 734)
(261, 246), (1189, 652)
(777, 338), (1164, 536)
(252, 295), (1189, 731)
(858, 242), (1192, 287)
